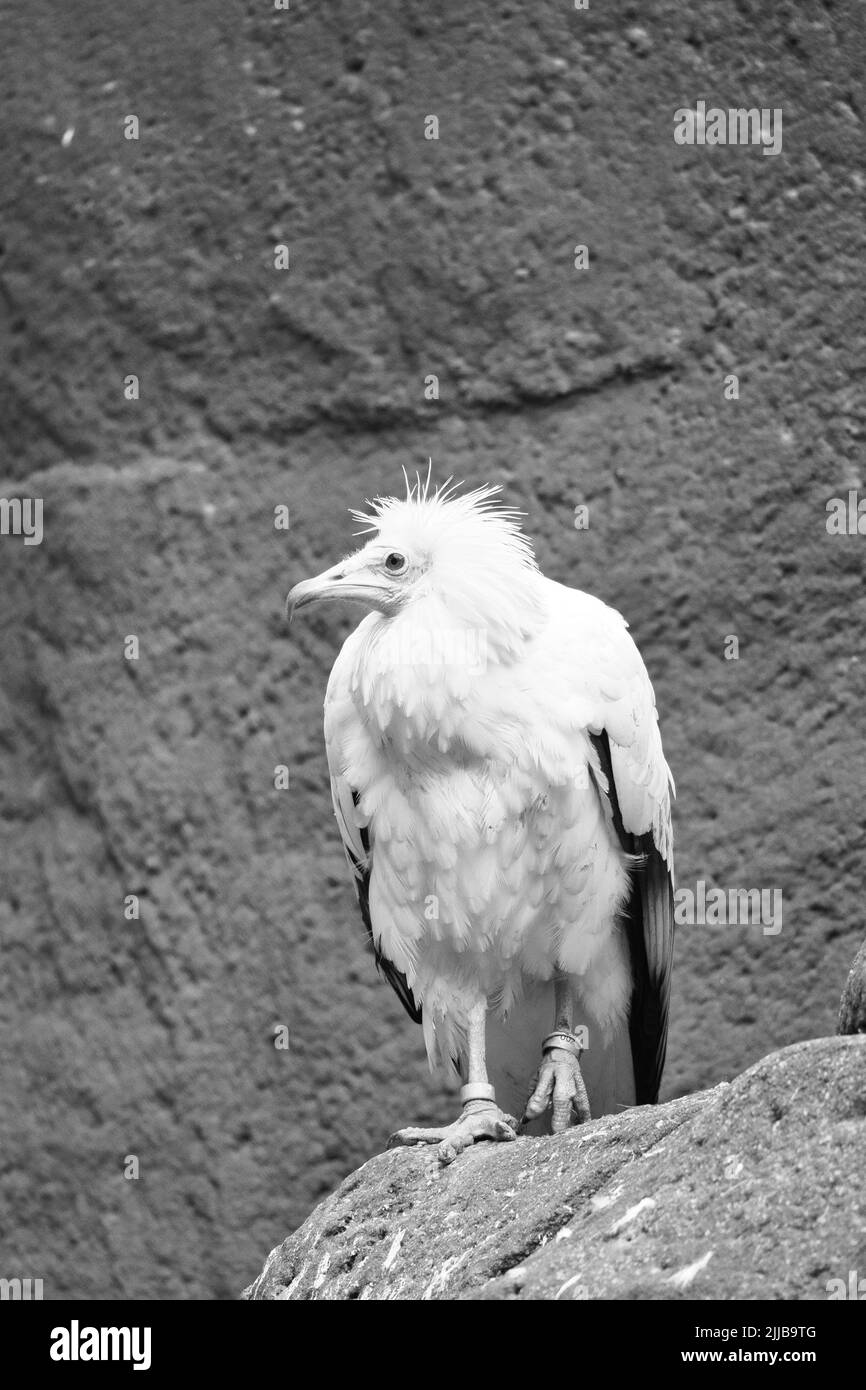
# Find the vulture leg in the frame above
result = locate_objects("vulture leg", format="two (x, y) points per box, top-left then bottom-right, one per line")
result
(388, 1000), (518, 1164)
(522, 976), (591, 1131)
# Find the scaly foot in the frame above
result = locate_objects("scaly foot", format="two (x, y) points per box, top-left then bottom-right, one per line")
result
(523, 1031), (591, 1132)
(388, 1099), (519, 1165)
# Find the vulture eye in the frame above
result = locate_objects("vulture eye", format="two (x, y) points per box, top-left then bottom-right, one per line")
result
(384, 552), (408, 575)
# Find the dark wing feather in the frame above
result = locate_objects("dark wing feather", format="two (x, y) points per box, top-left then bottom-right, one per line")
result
(338, 788), (421, 1024)
(590, 730), (674, 1104)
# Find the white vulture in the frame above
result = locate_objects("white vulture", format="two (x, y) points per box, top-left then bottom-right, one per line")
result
(287, 475), (674, 1163)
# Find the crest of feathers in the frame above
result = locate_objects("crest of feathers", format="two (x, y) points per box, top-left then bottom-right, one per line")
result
(349, 465), (538, 575)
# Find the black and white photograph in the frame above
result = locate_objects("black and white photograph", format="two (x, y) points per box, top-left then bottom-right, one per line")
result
(1, 0), (864, 1353)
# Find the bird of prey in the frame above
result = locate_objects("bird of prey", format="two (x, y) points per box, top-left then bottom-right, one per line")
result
(287, 475), (674, 1163)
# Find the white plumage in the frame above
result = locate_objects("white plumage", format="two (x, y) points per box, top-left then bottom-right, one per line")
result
(289, 476), (674, 1152)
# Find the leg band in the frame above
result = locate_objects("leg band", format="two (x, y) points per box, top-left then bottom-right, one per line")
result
(542, 1030), (584, 1057)
(460, 1082), (496, 1103)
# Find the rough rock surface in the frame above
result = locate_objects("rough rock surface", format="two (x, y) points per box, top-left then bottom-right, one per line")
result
(244, 1036), (866, 1300)
(2, 2), (865, 1298)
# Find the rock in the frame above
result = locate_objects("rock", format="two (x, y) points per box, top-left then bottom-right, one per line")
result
(839, 940), (866, 1035)
(244, 1036), (866, 1300)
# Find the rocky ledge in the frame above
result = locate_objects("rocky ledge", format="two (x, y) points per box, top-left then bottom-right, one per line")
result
(244, 1033), (866, 1301)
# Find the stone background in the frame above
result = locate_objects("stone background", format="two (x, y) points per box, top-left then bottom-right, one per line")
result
(1, 0), (863, 1299)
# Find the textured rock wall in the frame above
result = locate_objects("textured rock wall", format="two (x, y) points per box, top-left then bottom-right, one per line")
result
(1, 0), (864, 1298)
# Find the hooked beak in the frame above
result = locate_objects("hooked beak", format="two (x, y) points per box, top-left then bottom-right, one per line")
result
(285, 560), (393, 622)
